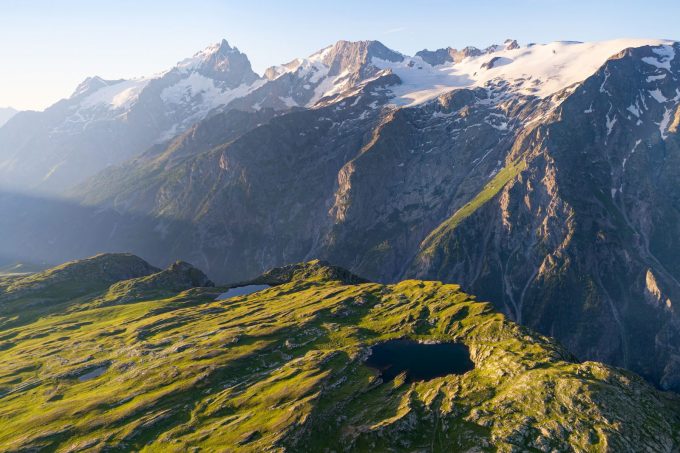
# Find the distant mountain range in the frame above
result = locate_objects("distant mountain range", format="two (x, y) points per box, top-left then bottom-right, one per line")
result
(2, 37), (680, 395)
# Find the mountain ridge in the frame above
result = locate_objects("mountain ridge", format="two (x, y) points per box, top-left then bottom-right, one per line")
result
(0, 37), (672, 193)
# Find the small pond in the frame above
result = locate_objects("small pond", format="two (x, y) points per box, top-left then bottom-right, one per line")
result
(77, 365), (108, 382)
(216, 285), (270, 300)
(365, 339), (474, 383)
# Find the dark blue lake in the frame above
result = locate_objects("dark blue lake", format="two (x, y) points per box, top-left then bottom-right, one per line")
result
(365, 339), (474, 383)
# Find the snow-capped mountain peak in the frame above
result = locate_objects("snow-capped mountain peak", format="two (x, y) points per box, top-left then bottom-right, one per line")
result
(264, 40), (401, 81)
(59, 38), (679, 133)
(177, 39), (233, 67)
(175, 39), (236, 70)
(319, 40), (403, 76)
(415, 40), (518, 67)
(58, 39), (261, 137)
(174, 39), (258, 87)
(256, 39), (403, 109)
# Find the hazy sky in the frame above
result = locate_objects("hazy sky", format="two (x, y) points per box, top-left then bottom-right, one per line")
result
(2, 0), (679, 111)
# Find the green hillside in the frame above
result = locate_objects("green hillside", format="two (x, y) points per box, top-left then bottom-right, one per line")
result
(0, 255), (678, 451)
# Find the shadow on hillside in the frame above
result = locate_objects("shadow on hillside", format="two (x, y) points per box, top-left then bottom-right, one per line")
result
(0, 190), (196, 276)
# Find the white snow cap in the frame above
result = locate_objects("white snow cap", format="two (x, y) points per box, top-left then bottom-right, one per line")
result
(67, 38), (677, 120)
(375, 38), (675, 106)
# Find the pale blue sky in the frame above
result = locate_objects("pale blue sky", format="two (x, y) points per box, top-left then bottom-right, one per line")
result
(2, 0), (679, 110)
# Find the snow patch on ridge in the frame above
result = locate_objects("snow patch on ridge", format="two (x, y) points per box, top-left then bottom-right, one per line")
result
(650, 89), (668, 103)
(627, 104), (641, 118)
(642, 45), (676, 71)
(647, 74), (667, 82)
(81, 78), (150, 110)
(157, 74), (265, 140)
(160, 73), (260, 107)
(606, 114), (618, 137)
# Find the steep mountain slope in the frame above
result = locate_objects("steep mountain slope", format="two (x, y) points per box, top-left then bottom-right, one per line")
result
(0, 256), (678, 451)
(72, 74), (400, 273)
